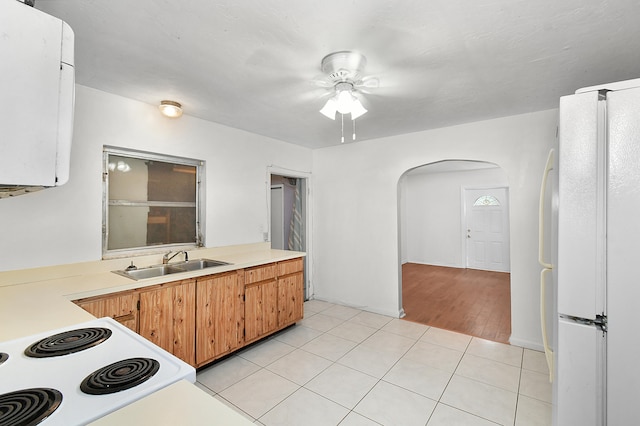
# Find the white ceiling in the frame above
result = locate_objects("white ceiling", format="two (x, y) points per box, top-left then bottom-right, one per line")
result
(37, 0), (640, 149)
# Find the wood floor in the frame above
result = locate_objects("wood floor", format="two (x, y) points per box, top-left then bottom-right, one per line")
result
(401, 263), (511, 344)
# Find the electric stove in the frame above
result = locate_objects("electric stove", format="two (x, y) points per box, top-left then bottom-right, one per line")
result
(0, 317), (195, 425)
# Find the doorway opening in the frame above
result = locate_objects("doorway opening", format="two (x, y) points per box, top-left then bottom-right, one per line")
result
(398, 160), (512, 343)
(270, 172), (310, 299)
(270, 184), (286, 250)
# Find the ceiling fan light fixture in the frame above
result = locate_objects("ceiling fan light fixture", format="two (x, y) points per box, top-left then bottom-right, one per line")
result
(350, 98), (367, 120)
(159, 100), (183, 118)
(319, 98), (337, 120)
(335, 89), (355, 114)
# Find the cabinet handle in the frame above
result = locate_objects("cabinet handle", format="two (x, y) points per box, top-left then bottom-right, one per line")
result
(113, 313), (135, 323)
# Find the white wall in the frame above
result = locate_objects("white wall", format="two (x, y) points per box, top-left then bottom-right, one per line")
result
(0, 85), (312, 271)
(402, 166), (508, 267)
(312, 109), (557, 350)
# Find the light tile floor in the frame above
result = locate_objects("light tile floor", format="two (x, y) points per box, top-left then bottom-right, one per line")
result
(196, 300), (552, 426)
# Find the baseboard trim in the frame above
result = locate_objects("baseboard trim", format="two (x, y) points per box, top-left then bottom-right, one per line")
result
(307, 296), (404, 319)
(403, 260), (465, 269)
(509, 336), (544, 352)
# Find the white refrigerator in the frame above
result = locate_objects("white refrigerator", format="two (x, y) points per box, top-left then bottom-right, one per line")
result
(553, 78), (640, 425)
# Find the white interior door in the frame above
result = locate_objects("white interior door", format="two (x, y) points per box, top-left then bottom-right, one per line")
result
(270, 185), (284, 250)
(464, 187), (510, 272)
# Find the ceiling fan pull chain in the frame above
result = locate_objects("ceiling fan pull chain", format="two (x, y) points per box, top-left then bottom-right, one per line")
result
(341, 113), (345, 143)
(353, 118), (356, 141)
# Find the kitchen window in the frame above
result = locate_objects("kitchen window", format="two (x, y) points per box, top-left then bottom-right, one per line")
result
(102, 147), (204, 257)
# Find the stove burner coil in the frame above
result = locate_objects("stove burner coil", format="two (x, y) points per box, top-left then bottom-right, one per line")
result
(24, 327), (112, 358)
(80, 357), (160, 395)
(0, 388), (62, 426)
(0, 353), (8, 366)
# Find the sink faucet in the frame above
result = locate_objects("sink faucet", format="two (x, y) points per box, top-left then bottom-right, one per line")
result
(163, 250), (188, 264)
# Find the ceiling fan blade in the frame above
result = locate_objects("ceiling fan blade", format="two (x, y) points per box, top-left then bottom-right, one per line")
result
(311, 75), (334, 88)
(355, 76), (379, 89)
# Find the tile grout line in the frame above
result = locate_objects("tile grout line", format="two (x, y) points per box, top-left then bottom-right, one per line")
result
(512, 349), (526, 425)
(332, 315), (420, 425)
(263, 305), (388, 425)
(423, 331), (474, 425)
(256, 306), (387, 424)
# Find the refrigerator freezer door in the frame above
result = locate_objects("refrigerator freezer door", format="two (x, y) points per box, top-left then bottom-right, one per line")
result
(558, 91), (605, 321)
(556, 318), (605, 425)
(606, 86), (640, 425)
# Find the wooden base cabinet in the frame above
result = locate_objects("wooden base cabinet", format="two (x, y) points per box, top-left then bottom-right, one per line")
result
(277, 258), (304, 327)
(138, 278), (196, 366)
(74, 291), (138, 332)
(74, 257), (304, 369)
(195, 270), (244, 366)
(244, 264), (278, 343)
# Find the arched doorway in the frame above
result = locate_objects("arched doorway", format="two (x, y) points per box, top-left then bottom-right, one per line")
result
(398, 160), (512, 343)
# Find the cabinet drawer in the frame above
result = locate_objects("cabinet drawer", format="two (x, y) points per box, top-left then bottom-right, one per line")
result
(244, 263), (276, 284)
(73, 290), (138, 333)
(278, 258), (304, 276)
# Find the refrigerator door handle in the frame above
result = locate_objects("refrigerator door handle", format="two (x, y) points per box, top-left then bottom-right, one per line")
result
(538, 148), (555, 269)
(538, 148), (555, 383)
(540, 267), (554, 382)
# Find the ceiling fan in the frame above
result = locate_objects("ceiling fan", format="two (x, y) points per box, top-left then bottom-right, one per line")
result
(315, 51), (378, 142)
(315, 51), (378, 118)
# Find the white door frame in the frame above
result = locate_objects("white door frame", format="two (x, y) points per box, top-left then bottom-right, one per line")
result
(461, 186), (511, 272)
(267, 166), (313, 299)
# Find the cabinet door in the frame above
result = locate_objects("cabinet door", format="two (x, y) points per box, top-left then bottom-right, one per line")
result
(74, 291), (138, 332)
(196, 271), (244, 365)
(277, 272), (303, 328)
(139, 286), (173, 354)
(138, 279), (195, 366)
(245, 279), (278, 343)
(172, 280), (196, 365)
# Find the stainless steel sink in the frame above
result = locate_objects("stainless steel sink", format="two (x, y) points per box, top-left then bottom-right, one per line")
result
(171, 259), (230, 271)
(113, 259), (231, 280)
(113, 265), (184, 280)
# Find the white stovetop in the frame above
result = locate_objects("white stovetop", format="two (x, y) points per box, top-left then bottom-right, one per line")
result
(0, 317), (195, 425)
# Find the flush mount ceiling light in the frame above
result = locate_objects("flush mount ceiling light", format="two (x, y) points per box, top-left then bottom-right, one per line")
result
(316, 51), (378, 143)
(158, 100), (183, 118)
(107, 160), (131, 173)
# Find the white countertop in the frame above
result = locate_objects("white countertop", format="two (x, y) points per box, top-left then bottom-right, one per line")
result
(90, 380), (254, 426)
(0, 243), (304, 424)
(0, 242), (304, 340)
